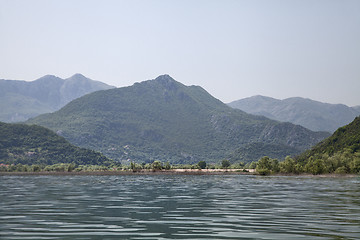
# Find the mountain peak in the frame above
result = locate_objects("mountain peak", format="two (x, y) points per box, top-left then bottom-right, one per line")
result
(41, 74), (58, 78)
(37, 75), (63, 82)
(68, 73), (88, 80)
(141, 74), (181, 92)
(154, 74), (177, 85)
(155, 74), (174, 81)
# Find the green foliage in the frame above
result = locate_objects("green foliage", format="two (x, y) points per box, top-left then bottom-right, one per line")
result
(279, 156), (297, 173)
(0, 163), (120, 173)
(256, 156), (280, 175)
(164, 161), (171, 170)
(229, 142), (300, 163)
(197, 161), (207, 169)
(295, 117), (360, 174)
(256, 156), (271, 170)
(334, 166), (348, 174)
(151, 161), (163, 171)
(248, 162), (257, 169)
(0, 122), (112, 166)
(27, 75), (327, 164)
(221, 159), (231, 169)
(304, 158), (326, 175)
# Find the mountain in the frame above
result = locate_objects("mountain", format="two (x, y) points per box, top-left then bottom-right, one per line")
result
(295, 116), (360, 174)
(0, 74), (114, 122)
(0, 122), (110, 166)
(228, 95), (360, 133)
(27, 75), (329, 164)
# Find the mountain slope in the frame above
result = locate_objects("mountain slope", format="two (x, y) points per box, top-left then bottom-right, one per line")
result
(0, 74), (114, 122)
(0, 122), (110, 165)
(28, 75), (329, 164)
(295, 117), (360, 174)
(228, 95), (360, 132)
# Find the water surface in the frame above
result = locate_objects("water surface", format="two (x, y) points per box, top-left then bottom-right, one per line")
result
(0, 175), (359, 239)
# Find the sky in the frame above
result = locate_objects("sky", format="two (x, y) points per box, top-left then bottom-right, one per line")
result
(0, 0), (359, 106)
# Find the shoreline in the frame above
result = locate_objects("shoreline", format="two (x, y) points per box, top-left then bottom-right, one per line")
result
(0, 170), (253, 176)
(0, 169), (254, 176)
(0, 169), (358, 177)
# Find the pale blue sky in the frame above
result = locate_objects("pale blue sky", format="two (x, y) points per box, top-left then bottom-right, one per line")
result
(1, 0), (359, 106)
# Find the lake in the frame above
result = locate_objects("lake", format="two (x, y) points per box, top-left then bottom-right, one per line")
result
(0, 175), (359, 239)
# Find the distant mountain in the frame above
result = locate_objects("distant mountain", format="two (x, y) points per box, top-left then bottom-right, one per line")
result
(0, 74), (114, 122)
(0, 122), (110, 165)
(295, 116), (360, 174)
(28, 75), (329, 164)
(228, 95), (360, 133)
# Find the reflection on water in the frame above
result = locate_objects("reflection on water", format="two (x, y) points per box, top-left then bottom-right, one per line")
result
(0, 175), (359, 239)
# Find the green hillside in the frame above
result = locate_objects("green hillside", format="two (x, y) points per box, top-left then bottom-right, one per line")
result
(295, 117), (360, 174)
(28, 75), (329, 164)
(229, 142), (300, 163)
(0, 122), (110, 166)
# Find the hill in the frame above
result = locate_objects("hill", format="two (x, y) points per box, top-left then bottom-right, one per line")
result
(0, 122), (110, 166)
(27, 75), (329, 164)
(295, 117), (360, 174)
(228, 95), (360, 132)
(0, 74), (114, 122)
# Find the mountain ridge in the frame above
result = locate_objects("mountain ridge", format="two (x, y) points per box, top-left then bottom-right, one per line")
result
(28, 75), (329, 164)
(0, 74), (114, 122)
(228, 95), (360, 132)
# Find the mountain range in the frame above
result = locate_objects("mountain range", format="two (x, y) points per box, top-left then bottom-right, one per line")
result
(0, 74), (114, 122)
(228, 95), (360, 133)
(27, 75), (329, 164)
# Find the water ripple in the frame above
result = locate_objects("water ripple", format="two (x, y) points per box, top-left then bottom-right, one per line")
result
(0, 175), (359, 239)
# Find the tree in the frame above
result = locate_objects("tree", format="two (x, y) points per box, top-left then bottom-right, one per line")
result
(305, 158), (326, 175)
(221, 159), (231, 169)
(152, 161), (163, 171)
(270, 159), (280, 173)
(256, 156), (272, 175)
(198, 161), (207, 169)
(164, 161), (171, 170)
(280, 156), (296, 173)
(350, 157), (360, 173)
(130, 161), (136, 172)
(257, 156), (271, 170)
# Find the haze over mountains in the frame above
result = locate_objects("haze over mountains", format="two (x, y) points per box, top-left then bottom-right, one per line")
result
(229, 95), (360, 133)
(27, 75), (329, 164)
(0, 74), (114, 122)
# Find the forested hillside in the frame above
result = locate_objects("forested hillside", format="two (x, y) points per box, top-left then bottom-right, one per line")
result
(290, 117), (360, 174)
(28, 75), (329, 164)
(0, 122), (110, 166)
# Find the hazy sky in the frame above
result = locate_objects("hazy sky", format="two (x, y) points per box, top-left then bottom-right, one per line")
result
(1, 0), (359, 106)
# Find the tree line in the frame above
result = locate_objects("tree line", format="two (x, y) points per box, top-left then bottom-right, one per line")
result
(1, 153), (359, 175)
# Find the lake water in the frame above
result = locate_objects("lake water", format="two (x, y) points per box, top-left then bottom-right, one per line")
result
(0, 175), (359, 239)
